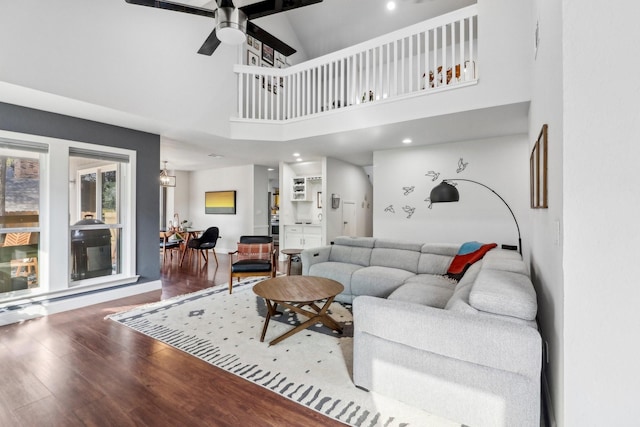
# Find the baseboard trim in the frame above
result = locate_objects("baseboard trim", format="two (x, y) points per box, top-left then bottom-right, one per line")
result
(0, 280), (162, 326)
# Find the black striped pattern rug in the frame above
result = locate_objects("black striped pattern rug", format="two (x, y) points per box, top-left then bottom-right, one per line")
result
(108, 277), (458, 427)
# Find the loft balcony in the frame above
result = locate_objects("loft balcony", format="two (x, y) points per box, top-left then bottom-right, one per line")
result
(230, 3), (531, 142)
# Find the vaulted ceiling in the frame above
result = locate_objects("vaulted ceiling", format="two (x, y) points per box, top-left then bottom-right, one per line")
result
(0, 0), (526, 172)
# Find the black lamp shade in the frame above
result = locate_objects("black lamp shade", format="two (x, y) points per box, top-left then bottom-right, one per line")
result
(430, 181), (460, 203)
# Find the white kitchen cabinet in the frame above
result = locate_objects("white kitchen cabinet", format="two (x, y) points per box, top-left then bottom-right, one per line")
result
(283, 225), (322, 249)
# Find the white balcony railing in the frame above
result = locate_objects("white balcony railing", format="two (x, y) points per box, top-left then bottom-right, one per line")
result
(233, 5), (477, 122)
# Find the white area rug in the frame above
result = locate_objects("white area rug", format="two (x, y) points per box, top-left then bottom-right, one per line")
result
(108, 277), (459, 427)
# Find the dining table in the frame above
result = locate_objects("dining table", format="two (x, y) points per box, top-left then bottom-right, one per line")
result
(165, 228), (203, 267)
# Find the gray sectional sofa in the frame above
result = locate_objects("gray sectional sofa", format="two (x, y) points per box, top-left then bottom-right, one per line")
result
(300, 236), (541, 427)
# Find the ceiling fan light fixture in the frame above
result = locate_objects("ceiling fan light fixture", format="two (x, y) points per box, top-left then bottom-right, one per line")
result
(215, 7), (248, 45)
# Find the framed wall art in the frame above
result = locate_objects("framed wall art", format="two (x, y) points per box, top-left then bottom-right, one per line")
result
(247, 50), (259, 67)
(262, 43), (274, 65)
(530, 124), (548, 208)
(205, 190), (237, 214)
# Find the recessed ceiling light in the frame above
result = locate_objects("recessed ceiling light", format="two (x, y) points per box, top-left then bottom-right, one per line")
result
(293, 152), (300, 157)
(208, 153), (224, 158)
(386, 1), (396, 11)
(296, 158), (302, 162)
(402, 138), (412, 144)
(268, 168), (274, 171)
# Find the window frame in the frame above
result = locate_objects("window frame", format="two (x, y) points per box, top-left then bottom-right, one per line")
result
(0, 129), (138, 304)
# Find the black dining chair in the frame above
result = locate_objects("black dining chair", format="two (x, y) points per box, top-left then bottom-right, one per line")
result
(187, 227), (221, 267)
(160, 231), (183, 264)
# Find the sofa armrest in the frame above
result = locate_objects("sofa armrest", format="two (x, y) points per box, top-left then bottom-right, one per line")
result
(301, 246), (331, 275)
(353, 295), (541, 379)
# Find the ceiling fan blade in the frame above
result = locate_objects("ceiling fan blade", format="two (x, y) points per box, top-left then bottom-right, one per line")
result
(125, 0), (216, 18)
(247, 21), (295, 57)
(240, 0), (323, 20)
(197, 28), (222, 55)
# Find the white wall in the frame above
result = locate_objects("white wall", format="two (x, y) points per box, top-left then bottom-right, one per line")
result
(528, 0), (564, 424)
(188, 164), (255, 253)
(373, 136), (529, 249)
(165, 170), (191, 228)
(562, 2), (640, 425)
(325, 157), (374, 242)
(253, 165), (269, 235)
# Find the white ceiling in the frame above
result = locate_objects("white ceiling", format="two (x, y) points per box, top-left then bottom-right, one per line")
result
(0, 0), (527, 172)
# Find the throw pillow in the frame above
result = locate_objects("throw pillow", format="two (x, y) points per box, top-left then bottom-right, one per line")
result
(446, 241), (497, 281)
(237, 243), (272, 261)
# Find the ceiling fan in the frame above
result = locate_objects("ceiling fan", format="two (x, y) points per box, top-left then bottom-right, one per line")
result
(125, 0), (323, 57)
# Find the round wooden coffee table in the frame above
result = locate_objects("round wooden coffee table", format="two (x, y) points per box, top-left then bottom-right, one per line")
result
(253, 275), (344, 346)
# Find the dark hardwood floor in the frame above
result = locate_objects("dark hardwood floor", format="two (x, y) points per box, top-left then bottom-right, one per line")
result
(0, 251), (346, 426)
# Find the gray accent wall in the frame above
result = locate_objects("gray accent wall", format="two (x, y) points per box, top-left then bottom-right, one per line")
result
(0, 102), (160, 283)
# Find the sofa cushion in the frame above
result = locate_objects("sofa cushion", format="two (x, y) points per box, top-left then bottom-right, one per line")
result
(374, 239), (423, 251)
(417, 253), (454, 275)
(469, 269), (538, 321)
(420, 243), (460, 257)
(482, 257), (528, 275)
(351, 266), (415, 299)
(370, 248), (420, 273)
(308, 261), (363, 296)
(404, 273), (457, 289)
(333, 236), (376, 248)
(329, 245), (372, 266)
(446, 242), (497, 280)
(388, 281), (455, 308)
(483, 248), (522, 261)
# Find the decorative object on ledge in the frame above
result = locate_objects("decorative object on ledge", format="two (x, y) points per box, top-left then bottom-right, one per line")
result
(160, 161), (176, 187)
(430, 179), (522, 254)
(205, 190), (237, 214)
(530, 124), (548, 208)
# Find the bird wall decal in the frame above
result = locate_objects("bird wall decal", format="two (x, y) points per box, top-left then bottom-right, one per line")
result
(425, 171), (440, 181)
(402, 205), (416, 218)
(403, 186), (415, 195)
(424, 198), (433, 209)
(456, 157), (469, 173)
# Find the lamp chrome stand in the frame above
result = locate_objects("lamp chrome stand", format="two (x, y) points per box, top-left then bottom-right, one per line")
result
(430, 179), (522, 254)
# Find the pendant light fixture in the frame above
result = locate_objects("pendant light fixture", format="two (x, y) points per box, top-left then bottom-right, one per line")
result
(160, 161), (176, 187)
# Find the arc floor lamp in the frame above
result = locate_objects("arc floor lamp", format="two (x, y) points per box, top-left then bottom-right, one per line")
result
(430, 179), (522, 254)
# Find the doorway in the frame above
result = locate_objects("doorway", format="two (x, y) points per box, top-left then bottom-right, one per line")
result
(342, 201), (356, 236)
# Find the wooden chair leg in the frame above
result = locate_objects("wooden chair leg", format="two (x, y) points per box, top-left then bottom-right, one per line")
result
(212, 249), (218, 265)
